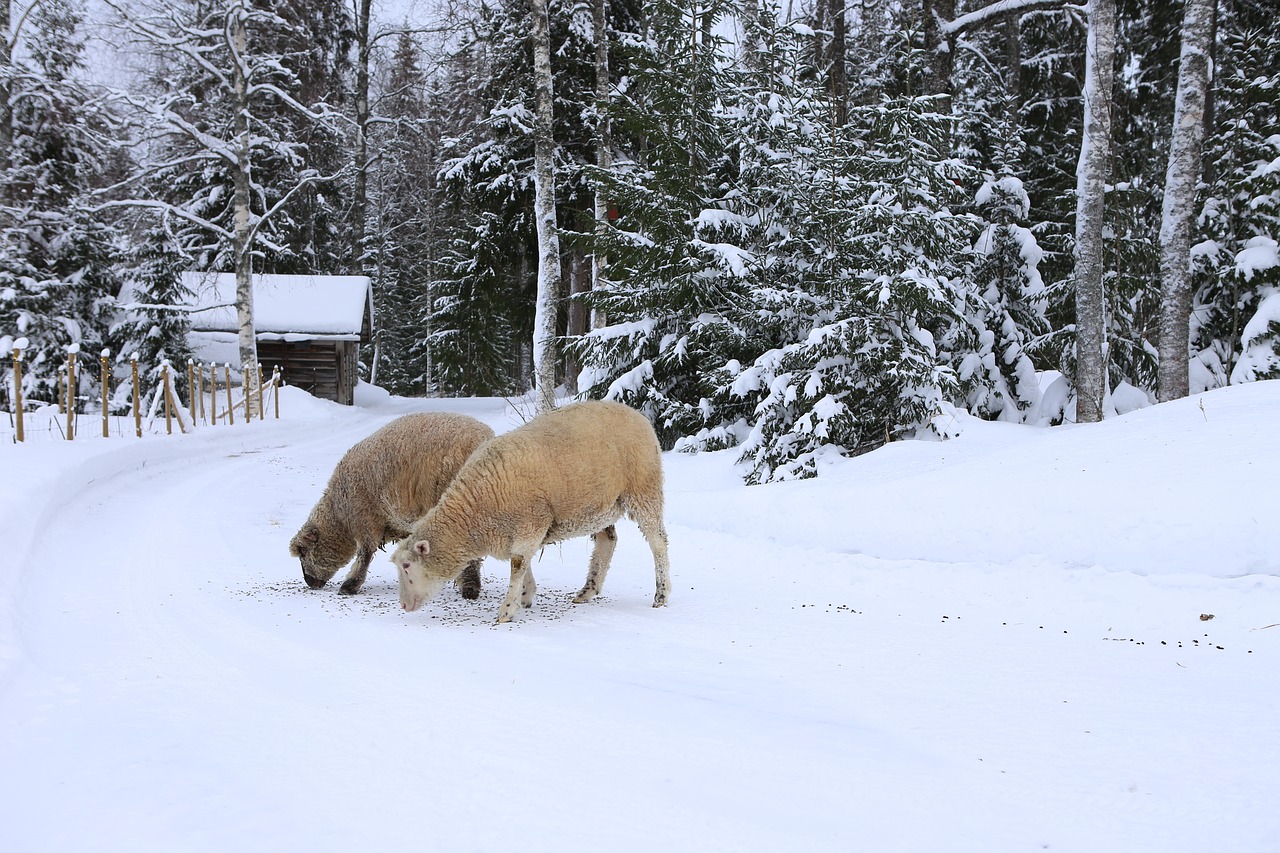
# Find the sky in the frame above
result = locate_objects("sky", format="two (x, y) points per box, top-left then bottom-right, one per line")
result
(1, 379), (1277, 851)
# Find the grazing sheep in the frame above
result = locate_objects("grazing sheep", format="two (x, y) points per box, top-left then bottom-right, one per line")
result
(290, 412), (494, 597)
(390, 400), (671, 623)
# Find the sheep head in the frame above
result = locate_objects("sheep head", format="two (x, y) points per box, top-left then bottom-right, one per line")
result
(290, 521), (356, 589)
(391, 537), (450, 612)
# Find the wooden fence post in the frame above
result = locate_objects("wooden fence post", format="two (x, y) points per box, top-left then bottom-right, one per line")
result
(197, 363), (205, 423)
(224, 364), (234, 425)
(101, 349), (110, 438)
(162, 361), (172, 434)
(273, 366), (280, 419)
(187, 359), (197, 425)
(256, 363), (265, 421)
(163, 365), (188, 434)
(209, 363), (217, 425)
(66, 347), (77, 441)
(131, 354), (142, 438)
(11, 339), (25, 443)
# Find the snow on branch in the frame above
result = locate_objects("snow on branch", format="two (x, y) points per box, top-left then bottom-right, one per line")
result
(91, 200), (233, 241)
(244, 166), (350, 250)
(941, 0), (1073, 38)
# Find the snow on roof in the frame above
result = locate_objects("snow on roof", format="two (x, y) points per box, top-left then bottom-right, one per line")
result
(178, 273), (373, 339)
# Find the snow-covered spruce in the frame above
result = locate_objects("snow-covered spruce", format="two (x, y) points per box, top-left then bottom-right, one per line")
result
(391, 400), (671, 624)
(290, 413), (495, 597)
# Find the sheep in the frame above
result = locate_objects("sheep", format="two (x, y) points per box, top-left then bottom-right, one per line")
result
(390, 400), (671, 623)
(290, 412), (495, 598)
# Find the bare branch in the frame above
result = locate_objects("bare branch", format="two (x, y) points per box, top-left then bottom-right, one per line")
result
(93, 199), (233, 240)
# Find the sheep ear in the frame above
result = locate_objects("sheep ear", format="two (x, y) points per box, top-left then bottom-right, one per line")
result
(290, 526), (318, 557)
(414, 540), (430, 557)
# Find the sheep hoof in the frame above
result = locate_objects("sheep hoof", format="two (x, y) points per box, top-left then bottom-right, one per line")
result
(338, 581), (362, 596)
(459, 584), (481, 600)
(572, 589), (596, 604)
(652, 595), (667, 608)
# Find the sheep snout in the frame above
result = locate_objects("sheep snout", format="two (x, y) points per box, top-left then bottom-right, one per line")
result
(302, 568), (327, 590)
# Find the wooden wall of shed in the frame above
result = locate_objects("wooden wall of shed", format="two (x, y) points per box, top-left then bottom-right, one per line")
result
(257, 340), (358, 405)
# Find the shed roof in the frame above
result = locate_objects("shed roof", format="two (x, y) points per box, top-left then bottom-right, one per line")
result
(179, 273), (373, 341)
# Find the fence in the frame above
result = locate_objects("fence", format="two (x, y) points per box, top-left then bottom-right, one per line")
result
(5, 342), (285, 444)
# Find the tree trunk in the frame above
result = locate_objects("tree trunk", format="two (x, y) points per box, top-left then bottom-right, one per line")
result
(1, 0), (12, 198)
(564, 249), (589, 395)
(351, 0), (372, 273)
(922, 0), (956, 109)
(1072, 0), (1116, 423)
(1004, 10), (1022, 105)
(1157, 0), (1215, 402)
(831, 0), (847, 126)
(230, 5), (258, 410)
(530, 0), (562, 413)
(740, 0), (761, 74)
(591, 0), (611, 331)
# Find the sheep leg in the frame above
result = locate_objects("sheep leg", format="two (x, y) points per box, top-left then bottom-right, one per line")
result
(636, 517), (671, 608)
(338, 545), (374, 595)
(573, 525), (618, 604)
(455, 559), (483, 600)
(520, 566), (537, 607)
(497, 555), (533, 624)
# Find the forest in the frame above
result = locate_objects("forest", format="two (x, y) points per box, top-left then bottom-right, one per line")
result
(1, 0), (1277, 482)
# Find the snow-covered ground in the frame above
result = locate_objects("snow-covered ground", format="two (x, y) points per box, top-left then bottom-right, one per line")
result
(1, 381), (1277, 852)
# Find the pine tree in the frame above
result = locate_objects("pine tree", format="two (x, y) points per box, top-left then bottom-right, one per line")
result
(428, 1), (538, 396)
(110, 229), (195, 408)
(0, 0), (123, 406)
(963, 175), (1049, 421)
(364, 30), (437, 395)
(1193, 8), (1280, 388)
(571, 0), (747, 445)
(734, 31), (979, 482)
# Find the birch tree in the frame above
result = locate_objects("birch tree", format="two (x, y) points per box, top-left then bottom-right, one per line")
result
(100, 0), (347, 409)
(1156, 0), (1215, 402)
(530, 0), (562, 413)
(1, 0), (12, 188)
(1071, 0), (1115, 423)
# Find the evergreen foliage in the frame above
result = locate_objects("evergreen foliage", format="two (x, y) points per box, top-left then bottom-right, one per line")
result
(572, 0), (746, 447)
(1, 0), (122, 406)
(1, 0), (1277, 482)
(1191, 11), (1280, 389)
(363, 31), (437, 395)
(109, 229), (195, 407)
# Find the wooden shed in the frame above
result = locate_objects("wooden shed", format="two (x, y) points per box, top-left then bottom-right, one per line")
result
(181, 273), (374, 405)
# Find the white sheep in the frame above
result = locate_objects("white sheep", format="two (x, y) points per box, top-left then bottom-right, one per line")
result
(390, 400), (671, 623)
(290, 412), (494, 597)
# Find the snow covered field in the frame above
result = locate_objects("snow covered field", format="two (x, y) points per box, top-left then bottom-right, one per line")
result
(1, 382), (1277, 852)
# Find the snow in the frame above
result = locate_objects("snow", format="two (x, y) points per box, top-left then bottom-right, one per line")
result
(2, 381), (1280, 851)
(1235, 235), (1279, 281)
(974, 175), (1032, 220)
(1231, 292), (1280, 384)
(176, 273), (373, 338)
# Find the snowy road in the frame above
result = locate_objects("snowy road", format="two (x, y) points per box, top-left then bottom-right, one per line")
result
(2, 386), (1278, 851)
